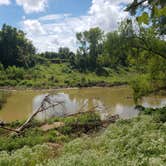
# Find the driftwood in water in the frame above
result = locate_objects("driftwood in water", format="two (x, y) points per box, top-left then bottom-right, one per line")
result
(0, 126), (20, 133)
(0, 93), (120, 134)
(0, 93), (90, 133)
(17, 94), (64, 132)
(0, 94), (64, 133)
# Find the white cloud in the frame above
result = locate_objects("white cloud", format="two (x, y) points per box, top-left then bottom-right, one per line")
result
(0, 0), (10, 5)
(21, 0), (131, 52)
(88, 0), (130, 31)
(39, 14), (71, 21)
(23, 19), (46, 35)
(16, 0), (48, 13)
(111, 0), (132, 4)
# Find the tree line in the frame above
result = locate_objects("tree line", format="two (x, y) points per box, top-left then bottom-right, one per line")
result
(0, 0), (165, 99)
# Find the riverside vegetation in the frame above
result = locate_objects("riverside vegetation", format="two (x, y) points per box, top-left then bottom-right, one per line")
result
(0, 6), (166, 99)
(0, 107), (166, 165)
(0, 0), (166, 165)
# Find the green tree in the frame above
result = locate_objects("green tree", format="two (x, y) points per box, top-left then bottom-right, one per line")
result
(103, 31), (128, 68)
(0, 24), (36, 67)
(122, 0), (166, 60)
(58, 47), (71, 59)
(126, 0), (166, 60)
(126, 0), (166, 35)
(76, 27), (104, 71)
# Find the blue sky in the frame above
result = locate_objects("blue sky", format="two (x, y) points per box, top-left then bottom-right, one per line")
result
(0, 0), (91, 27)
(0, 0), (132, 52)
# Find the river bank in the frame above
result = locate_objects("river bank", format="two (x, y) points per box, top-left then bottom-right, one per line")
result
(0, 83), (127, 91)
(0, 64), (137, 89)
(0, 106), (166, 165)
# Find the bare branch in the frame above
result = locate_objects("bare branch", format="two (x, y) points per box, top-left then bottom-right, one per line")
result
(16, 94), (65, 132)
(125, 0), (147, 11)
(0, 126), (20, 133)
(0, 93), (120, 134)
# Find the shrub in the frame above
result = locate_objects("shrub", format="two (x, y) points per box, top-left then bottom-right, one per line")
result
(131, 75), (152, 104)
(45, 115), (166, 166)
(140, 106), (166, 123)
(6, 66), (25, 80)
(0, 144), (53, 166)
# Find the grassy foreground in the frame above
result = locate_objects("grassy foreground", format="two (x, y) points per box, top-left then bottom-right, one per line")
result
(0, 107), (166, 166)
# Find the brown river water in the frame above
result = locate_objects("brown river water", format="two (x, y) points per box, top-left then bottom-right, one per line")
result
(0, 86), (166, 122)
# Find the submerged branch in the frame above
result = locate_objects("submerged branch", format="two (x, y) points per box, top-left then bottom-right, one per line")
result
(0, 93), (120, 134)
(16, 94), (65, 132)
(0, 93), (65, 133)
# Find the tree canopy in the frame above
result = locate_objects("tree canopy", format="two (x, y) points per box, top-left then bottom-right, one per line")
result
(0, 24), (36, 68)
(126, 0), (166, 35)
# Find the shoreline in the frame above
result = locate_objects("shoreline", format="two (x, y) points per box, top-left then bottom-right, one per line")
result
(0, 82), (127, 91)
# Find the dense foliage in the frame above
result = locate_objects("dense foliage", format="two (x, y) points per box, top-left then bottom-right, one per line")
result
(45, 115), (166, 166)
(0, 144), (53, 166)
(1, 108), (166, 166)
(0, 24), (36, 68)
(125, 0), (166, 101)
(0, 21), (165, 102)
(0, 1), (165, 165)
(139, 106), (166, 122)
(126, 0), (166, 35)
(0, 112), (101, 152)
(0, 63), (135, 88)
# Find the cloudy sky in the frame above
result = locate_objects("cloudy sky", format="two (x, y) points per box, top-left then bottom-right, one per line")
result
(0, 0), (133, 52)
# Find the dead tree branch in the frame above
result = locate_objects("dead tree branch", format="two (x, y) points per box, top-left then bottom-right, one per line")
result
(0, 93), (65, 133)
(0, 93), (120, 134)
(16, 94), (64, 132)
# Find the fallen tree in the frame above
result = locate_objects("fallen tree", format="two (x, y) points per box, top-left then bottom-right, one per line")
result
(0, 93), (65, 133)
(0, 93), (120, 134)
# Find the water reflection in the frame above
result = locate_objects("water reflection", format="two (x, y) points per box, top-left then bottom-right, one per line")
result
(33, 93), (88, 120)
(141, 97), (166, 108)
(33, 91), (166, 121)
(0, 86), (165, 122)
(115, 104), (139, 119)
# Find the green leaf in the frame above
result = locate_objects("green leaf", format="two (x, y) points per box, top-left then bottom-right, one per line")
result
(159, 6), (166, 16)
(137, 12), (149, 25)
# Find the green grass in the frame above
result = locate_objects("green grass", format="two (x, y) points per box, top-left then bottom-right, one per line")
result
(44, 115), (166, 166)
(0, 113), (166, 166)
(1, 107), (166, 166)
(0, 112), (101, 152)
(0, 144), (53, 166)
(0, 63), (138, 88)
